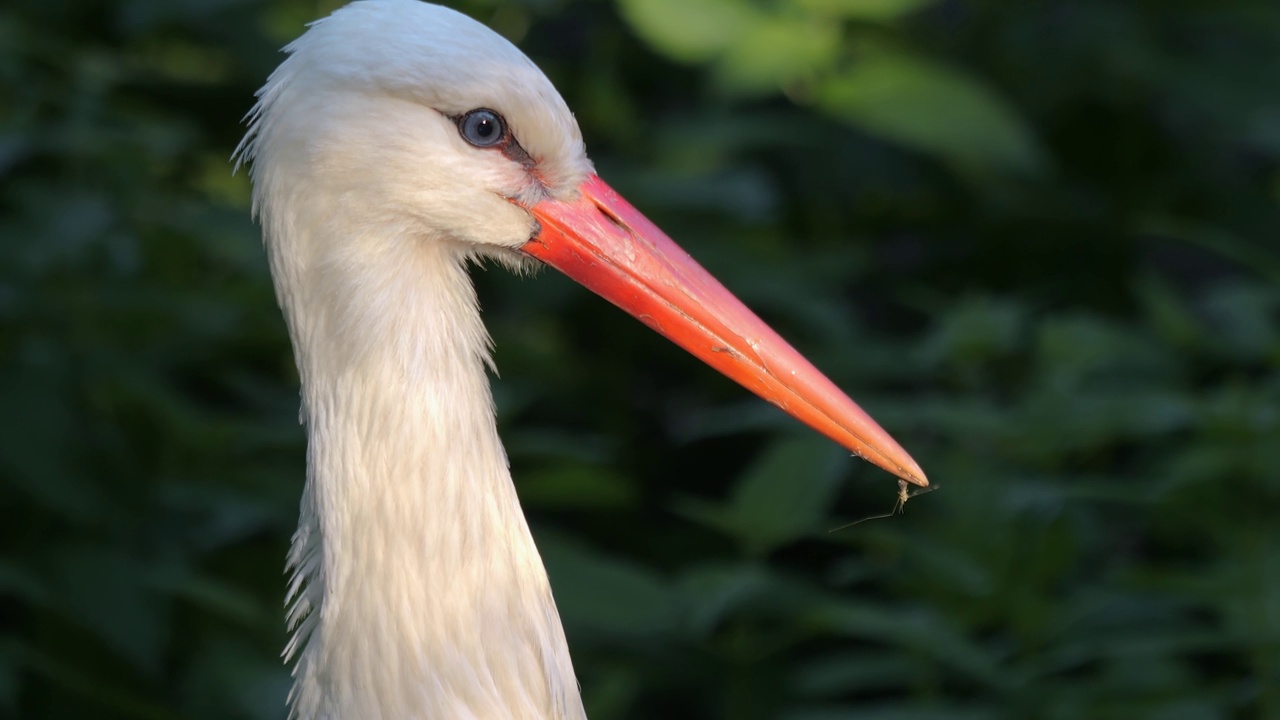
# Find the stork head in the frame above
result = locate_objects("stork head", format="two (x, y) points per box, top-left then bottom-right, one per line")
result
(237, 0), (590, 258)
(237, 0), (927, 487)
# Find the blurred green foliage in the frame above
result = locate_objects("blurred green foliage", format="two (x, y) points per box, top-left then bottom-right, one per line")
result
(2, 0), (1279, 718)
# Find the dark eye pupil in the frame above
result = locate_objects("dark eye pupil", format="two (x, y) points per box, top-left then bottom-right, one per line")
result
(460, 109), (504, 148)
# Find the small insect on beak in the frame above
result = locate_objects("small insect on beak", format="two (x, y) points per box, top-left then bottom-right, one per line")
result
(828, 480), (941, 532)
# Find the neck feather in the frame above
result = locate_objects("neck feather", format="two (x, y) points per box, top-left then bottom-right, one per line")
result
(273, 216), (585, 720)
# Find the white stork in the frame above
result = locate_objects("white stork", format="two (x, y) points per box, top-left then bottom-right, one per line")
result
(235, 1), (927, 718)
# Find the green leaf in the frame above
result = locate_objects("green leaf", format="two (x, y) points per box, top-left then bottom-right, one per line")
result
(677, 436), (848, 556)
(518, 463), (638, 510)
(1134, 274), (1203, 350)
(675, 562), (778, 637)
(154, 570), (269, 629)
(178, 636), (290, 720)
(1134, 218), (1280, 287)
(539, 534), (674, 638)
(784, 705), (994, 720)
(1201, 282), (1280, 362)
(615, 0), (758, 63)
(50, 546), (169, 677)
(617, 0), (839, 93)
(915, 295), (1027, 374)
(791, 651), (916, 696)
(0, 368), (104, 521)
(811, 602), (1008, 689)
(715, 15), (840, 93)
(0, 562), (48, 604)
(787, 0), (939, 21)
(0, 640), (19, 714)
(818, 54), (1046, 174)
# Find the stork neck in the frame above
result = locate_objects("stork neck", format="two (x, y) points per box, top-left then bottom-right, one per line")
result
(279, 235), (585, 720)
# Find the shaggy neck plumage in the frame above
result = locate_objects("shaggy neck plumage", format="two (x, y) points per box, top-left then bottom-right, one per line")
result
(274, 217), (585, 720)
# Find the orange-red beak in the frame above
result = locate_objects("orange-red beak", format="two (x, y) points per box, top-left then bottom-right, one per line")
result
(522, 175), (927, 487)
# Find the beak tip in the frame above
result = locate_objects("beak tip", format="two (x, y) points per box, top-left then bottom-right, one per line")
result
(895, 452), (929, 488)
(849, 445), (927, 487)
(904, 467), (930, 488)
(848, 430), (928, 488)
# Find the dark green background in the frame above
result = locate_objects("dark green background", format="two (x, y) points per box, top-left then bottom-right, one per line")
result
(3, 0), (1278, 718)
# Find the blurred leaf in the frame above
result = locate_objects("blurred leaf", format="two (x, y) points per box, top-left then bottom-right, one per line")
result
(1201, 282), (1279, 362)
(617, 165), (781, 221)
(0, 365), (104, 520)
(784, 703), (993, 720)
(617, 0), (841, 94)
(675, 562), (811, 638)
(1134, 274), (1201, 350)
(810, 602), (1008, 689)
(503, 429), (616, 465)
(179, 636), (289, 720)
(0, 562), (48, 604)
(615, 0), (758, 63)
(787, 0), (938, 21)
(19, 645), (176, 720)
(818, 54), (1046, 174)
(539, 534), (674, 638)
(0, 640), (19, 714)
(580, 662), (645, 720)
(715, 14), (840, 93)
(1032, 314), (1180, 388)
(49, 546), (170, 677)
(154, 570), (269, 629)
(915, 296), (1027, 381)
(791, 651), (916, 696)
(676, 436), (848, 556)
(519, 463), (638, 510)
(1137, 215), (1280, 288)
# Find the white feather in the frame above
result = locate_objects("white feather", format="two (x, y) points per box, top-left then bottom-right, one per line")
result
(235, 1), (595, 717)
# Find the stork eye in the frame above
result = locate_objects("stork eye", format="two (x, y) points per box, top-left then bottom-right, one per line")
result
(458, 109), (505, 148)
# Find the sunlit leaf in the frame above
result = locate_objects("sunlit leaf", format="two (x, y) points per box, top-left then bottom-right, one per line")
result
(615, 0), (758, 63)
(818, 54), (1046, 174)
(715, 14), (839, 93)
(787, 0), (939, 21)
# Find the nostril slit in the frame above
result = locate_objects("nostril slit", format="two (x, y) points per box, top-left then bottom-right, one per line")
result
(595, 203), (627, 231)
